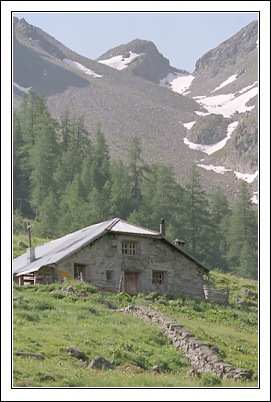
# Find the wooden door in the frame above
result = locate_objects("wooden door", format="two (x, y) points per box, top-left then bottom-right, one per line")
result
(124, 273), (139, 295)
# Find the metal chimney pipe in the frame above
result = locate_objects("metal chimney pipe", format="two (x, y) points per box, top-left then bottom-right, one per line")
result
(160, 219), (165, 237)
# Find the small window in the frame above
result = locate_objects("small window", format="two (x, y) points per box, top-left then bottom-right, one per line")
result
(122, 242), (137, 255)
(152, 271), (165, 285)
(106, 270), (113, 281)
(74, 264), (86, 280)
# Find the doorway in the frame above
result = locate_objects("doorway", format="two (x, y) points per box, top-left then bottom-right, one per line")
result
(124, 272), (139, 295)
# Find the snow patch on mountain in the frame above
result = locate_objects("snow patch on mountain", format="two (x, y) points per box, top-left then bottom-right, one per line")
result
(98, 52), (142, 70)
(211, 74), (238, 93)
(183, 121), (196, 130)
(160, 73), (195, 94)
(197, 164), (258, 187)
(184, 121), (238, 155)
(193, 86), (258, 118)
(251, 191), (258, 204)
(197, 164), (231, 174)
(63, 59), (103, 77)
(234, 170), (258, 183)
(161, 67), (258, 118)
(13, 82), (32, 93)
(194, 111), (210, 116)
(238, 81), (258, 94)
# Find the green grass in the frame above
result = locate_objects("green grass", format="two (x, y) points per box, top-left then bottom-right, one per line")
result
(13, 280), (258, 388)
(13, 235), (51, 259)
(13, 236), (258, 387)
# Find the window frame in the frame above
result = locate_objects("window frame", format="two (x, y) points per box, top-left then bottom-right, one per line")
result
(152, 271), (165, 285)
(121, 241), (137, 256)
(74, 263), (86, 280)
(106, 270), (113, 281)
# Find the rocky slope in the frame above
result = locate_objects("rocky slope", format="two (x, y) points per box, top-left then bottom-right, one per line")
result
(12, 17), (258, 205)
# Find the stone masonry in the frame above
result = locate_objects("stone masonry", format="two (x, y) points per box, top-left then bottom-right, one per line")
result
(120, 305), (254, 380)
(54, 232), (207, 298)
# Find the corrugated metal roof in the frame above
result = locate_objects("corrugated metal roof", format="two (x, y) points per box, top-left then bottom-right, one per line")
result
(13, 218), (161, 276)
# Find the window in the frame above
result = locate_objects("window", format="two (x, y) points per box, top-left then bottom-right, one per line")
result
(106, 270), (113, 281)
(74, 263), (86, 280)
(122, 242), (137, 255)
(152, 271), (165, 285)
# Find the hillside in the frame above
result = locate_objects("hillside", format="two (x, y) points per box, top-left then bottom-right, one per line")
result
(12, 17), (258, 205)
(13, 276), (258, 388)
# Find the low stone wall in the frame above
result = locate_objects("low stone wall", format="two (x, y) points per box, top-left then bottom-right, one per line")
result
(203, 285), (229, 304)
(121, 305), (253, 380)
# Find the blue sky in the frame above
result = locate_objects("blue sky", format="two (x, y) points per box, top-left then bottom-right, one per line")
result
(12, 11), (258, 72)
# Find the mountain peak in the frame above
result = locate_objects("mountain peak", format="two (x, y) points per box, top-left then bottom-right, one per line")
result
(97, 38), (158, 60)
(97, 38), (188, 82)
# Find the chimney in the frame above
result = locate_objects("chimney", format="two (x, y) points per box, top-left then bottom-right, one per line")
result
(27, 247), (35, 263)
(160, 218), (166, 237)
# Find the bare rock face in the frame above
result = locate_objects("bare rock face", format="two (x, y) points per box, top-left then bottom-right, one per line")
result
(194, 21), (258, 76)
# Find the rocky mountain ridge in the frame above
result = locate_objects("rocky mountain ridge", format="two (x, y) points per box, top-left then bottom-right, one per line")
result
(12, 17), (258, 205)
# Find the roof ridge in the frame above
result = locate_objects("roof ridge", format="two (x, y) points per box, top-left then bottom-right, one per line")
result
(106, 217), (121, 230)
(108, 218), (160, 234)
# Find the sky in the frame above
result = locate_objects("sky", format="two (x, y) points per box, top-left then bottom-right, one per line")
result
(12, 11), (258, 72)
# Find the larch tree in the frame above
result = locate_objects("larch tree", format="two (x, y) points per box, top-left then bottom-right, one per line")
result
(184, 165), (212, 265)
(227, 180), (258, 277)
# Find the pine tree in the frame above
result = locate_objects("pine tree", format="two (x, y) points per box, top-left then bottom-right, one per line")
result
(32, 192), (59, 238)
(209, 187), (231, 270)
(54, 115), (91, 198)
(184, 165), (212, 265)
(107, 160), (133, 218)
(128, 136), (146, 210)
(238, 241), (258, 280)
(80, 153), (95, 201)
(29, 110), (59, 217)
(20, 90), (47, 147)
(90, 126), (110, 191)
(57, 174), (88, 234)
(85, 187), (110, 224)
(13, 109), (30, 212)
(59, 109), (72, 151)
(144, 164), (185, 234)
(13, 92), (49, 215)
(227, 180), (258, 277)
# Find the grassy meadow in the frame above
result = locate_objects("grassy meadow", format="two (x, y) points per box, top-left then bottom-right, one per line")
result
(13, 279), (258, 388)
(13, 235), (258, 388)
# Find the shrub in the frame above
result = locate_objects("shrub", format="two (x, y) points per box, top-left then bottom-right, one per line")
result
(59, 281), (97, 294)
(145, 292), (161, 300)
(115, 292), (133, 307)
